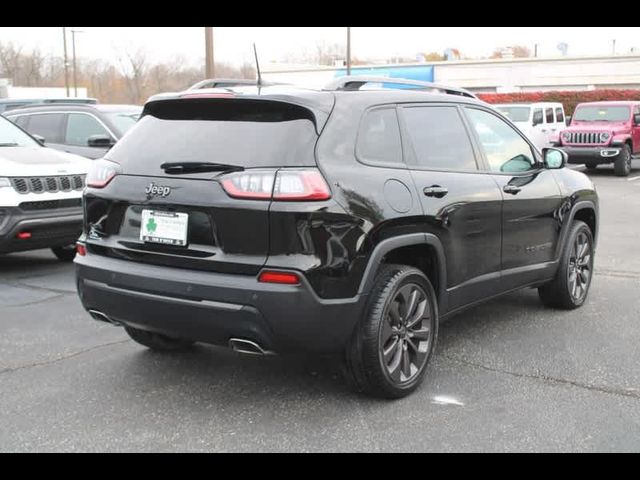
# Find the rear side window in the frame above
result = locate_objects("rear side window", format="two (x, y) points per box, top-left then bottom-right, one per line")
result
(10, 116), (29, 129)
(108, 99), (319, 169)
(27, 113), (65, 143)
(403, 106), (477, 172)
(556, 108), (565, 123)
(357, 108), (403, 165)
(66, 113), (111, 146)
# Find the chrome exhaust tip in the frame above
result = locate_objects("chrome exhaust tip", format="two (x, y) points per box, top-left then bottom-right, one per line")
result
(229, 338), (274, 356)
(89, 310), (121, 326)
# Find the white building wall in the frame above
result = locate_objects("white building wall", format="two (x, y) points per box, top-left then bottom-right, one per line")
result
(433, 55), (640, 93)
(263, 55), (640, 94)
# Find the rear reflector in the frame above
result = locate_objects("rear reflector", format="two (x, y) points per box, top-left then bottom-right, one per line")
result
(17, 232), (32, 240)
(221, 169), (331, 202)
(76, 243), (87, 257)
(258, 271), (301, 285)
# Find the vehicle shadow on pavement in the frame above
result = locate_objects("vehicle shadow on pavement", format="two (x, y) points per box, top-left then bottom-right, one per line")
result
(104, 289), (545, 404)
(0, 252), (64, 276)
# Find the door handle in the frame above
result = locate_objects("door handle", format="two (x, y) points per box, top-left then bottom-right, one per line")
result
(503, 185), (522, 195)
(424, 186), (449, 199)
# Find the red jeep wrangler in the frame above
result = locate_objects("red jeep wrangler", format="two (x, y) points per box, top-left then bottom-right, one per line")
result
(555, 101), (640, 176)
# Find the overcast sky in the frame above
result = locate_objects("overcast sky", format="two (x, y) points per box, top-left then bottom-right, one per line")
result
(1, 27), (639, 67)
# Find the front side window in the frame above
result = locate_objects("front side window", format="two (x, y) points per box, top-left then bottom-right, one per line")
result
(403, 106), (477, 171)
(533, 109), (544, 126)
(66, 114), (111, 146)
(546, 108), (555, 124)
(466, 108), (537, 174)
(357, 108), (403, 165)
(556, 108), (565, 124)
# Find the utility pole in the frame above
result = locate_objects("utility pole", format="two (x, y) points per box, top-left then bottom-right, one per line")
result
(62, 27), (70, 97)
(346, 27), (352, 75)
(71, 30), (83, 97)
(205, 27), (215, 78)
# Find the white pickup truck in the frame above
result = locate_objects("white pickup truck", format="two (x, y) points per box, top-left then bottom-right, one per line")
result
(494, 102), (567, 152)
(0, 115), (90, 261)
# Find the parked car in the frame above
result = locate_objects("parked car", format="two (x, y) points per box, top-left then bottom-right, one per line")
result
(5, 104), (143, 160)
(495, 103), (567, 152)
(553, 101), (640, 176)
(75, 77), (598, 399)
(0, 98), (97, 115)
(0, 114), (90, 261)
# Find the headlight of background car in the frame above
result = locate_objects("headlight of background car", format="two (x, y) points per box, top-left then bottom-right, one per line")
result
(600, 133), (611, 143)
(562, 132), (572, 142)
(0, 178), (11, 189)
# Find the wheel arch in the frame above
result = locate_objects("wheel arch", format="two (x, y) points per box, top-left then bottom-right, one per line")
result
(358, 234), (448, 313)
(558, 201), (599, 258)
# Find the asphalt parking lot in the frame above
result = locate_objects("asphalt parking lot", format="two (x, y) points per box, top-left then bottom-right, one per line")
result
(1, 162), (639, 452)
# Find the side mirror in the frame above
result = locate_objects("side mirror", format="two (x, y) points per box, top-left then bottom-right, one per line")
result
(88, 134), (115, 149)
(32, 134), (46, 146)
(634, 114), (640, 126)
(543, 148), (568, 170)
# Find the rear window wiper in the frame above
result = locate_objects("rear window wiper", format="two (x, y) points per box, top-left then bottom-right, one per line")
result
(161, 162), (245, 174)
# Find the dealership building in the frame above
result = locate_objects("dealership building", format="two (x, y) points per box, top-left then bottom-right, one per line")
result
(263, 54), (640, 93)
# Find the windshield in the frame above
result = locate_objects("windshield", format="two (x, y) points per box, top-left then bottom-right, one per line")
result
(573, 106), (631, 123)
(105, 110), (142, 135)
(0, 116), (39, 147)
(496, 107), (531, 123)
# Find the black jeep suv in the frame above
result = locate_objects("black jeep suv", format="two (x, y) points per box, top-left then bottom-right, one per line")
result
(75, 77), (599, 399)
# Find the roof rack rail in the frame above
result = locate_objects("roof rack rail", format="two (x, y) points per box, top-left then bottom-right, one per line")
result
(324, 76), (477, 99)
(189, 78), (279, 90)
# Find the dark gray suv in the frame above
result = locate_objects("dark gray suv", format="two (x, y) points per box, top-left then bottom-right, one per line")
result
(6, 104), (142, 160)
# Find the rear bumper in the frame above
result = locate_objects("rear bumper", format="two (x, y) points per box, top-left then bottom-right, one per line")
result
(560, 146), (622, 164)
(0, 207), (83, 254)
(75, 254), (366, 354)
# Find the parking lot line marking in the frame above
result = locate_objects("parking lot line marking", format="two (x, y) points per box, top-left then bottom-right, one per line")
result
(627, 176), (640, 182)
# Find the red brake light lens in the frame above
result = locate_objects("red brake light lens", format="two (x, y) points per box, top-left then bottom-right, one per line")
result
(76, 243), (87, 257)
(258, 271), (301, 285)
(220, 169), (331, 202)
(87, 159), (121, 188)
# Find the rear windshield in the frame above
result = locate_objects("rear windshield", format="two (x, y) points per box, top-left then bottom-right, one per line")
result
(106, 99), (319, 169)
(496, 107), (531, 123)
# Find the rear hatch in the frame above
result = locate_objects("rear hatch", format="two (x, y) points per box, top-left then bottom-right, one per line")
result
(83, 95), (333, 275)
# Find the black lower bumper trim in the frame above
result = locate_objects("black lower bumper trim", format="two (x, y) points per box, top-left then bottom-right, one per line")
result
(76, 254), (365, 354)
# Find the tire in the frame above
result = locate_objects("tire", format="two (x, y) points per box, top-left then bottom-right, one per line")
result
(614, 144), (632, 177)
(52, 245), (76, 262)
(539, 221), (594, 310)
(345, 265), (438, 399)
(125, 326), (194, 352)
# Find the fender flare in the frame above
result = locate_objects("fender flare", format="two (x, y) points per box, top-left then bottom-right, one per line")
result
(357, 233), (448, 311)
(556, 200), (599, 259)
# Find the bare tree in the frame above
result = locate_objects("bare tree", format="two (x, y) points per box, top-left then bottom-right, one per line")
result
(118, 48), (149, 104)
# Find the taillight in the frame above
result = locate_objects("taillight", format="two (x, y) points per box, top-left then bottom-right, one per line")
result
(220, 170), (276, 200)
(258, 271), (301, 285)
(86, 159), (121, 188)
(76, 243), (87, 257)
(221, 169), (331, 202)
